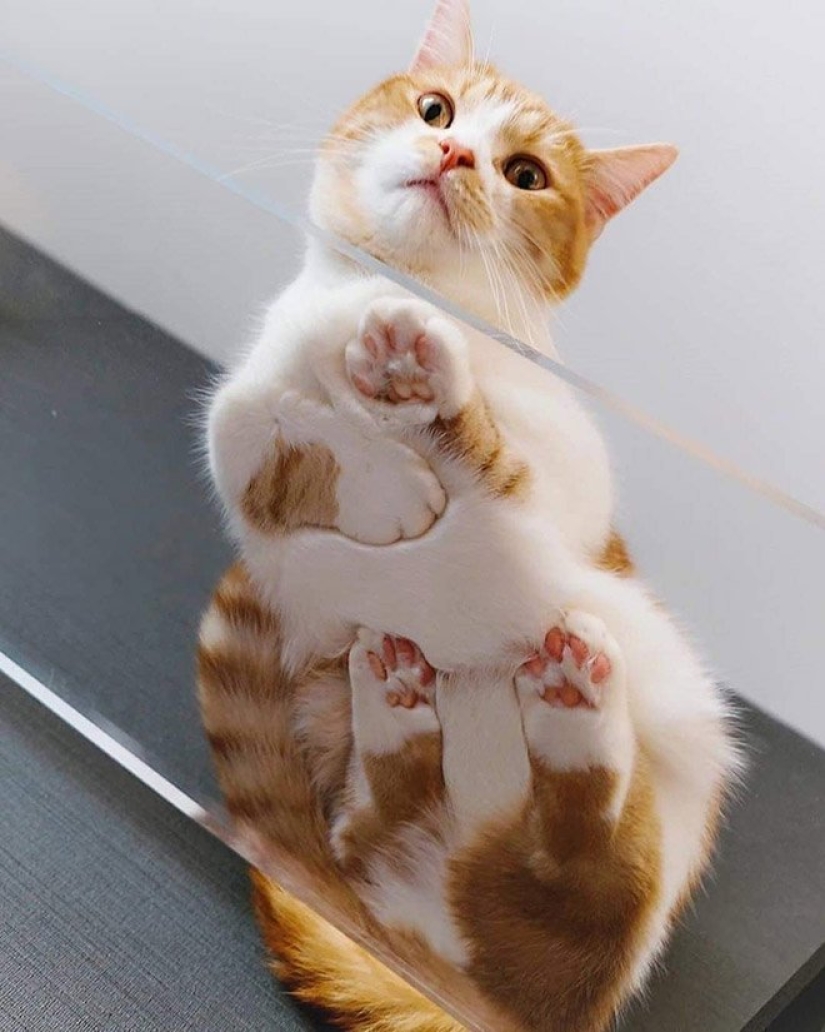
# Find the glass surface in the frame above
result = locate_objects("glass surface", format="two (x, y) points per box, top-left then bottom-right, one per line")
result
(2, 5), (825, 1029)
(2, 0), (825, 516)
(2, 197), (825, 1031)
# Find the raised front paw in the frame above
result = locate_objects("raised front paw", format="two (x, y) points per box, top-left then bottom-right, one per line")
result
(345, 298), (472, 423)
(335, 436), (447, 545)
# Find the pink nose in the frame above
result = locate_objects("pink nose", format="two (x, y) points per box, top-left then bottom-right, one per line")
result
(439, 138), (475, 173)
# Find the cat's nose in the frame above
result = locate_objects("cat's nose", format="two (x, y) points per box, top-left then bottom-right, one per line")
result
(439, 138), (475, 173)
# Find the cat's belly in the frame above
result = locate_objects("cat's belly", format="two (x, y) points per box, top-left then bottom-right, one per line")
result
(244, 487), (580, 670)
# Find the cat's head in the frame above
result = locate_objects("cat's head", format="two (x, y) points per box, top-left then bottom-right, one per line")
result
(310, 0), (676, 322)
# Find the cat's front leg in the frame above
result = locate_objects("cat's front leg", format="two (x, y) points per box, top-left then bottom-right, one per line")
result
(210, 382), (446, 546)
(345, 298), (530, 500)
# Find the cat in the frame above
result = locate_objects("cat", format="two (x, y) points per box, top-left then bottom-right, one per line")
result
(197, 1), (742, 1029)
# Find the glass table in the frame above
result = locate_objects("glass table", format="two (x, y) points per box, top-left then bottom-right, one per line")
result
(2, 2), (824, 1029)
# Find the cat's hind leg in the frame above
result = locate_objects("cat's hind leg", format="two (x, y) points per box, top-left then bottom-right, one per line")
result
(516, 609), (636, 811)
(452, 611), (663, 1032)
(332, 628), (444, 870)
(331, 629), (472, 967)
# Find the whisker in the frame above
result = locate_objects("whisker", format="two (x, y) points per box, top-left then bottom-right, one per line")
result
(482, 16), (497, 67)
(494, 236), (536, 345)
(474, 230), (505, 331)
(217, 155), (320, 181)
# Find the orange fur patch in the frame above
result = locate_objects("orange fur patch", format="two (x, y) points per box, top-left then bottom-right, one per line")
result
(434, 392), (531, 498)
(451, 753), (661, 1032)
(596, 529), (634, 577)
(242, 439), (340, 534)
(337, 731), (446, 877)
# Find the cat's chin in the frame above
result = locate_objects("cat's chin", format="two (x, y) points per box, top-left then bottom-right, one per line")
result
(404, 179), (451, 225)
(361, 198), (460, 274)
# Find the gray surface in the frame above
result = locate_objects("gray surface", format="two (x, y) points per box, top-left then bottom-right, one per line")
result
(1, 225), (824, 1030)
(769, 965), (825, 1032)
(628, 704), (825, 1032)
(0, 226), (232, 803)
(0, 677), (332, 1032)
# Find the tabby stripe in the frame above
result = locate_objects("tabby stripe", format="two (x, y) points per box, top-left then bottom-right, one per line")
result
(206, 730), (291, 760)
(225, 790), (286, 821)
(197, 645), (287, 700)
(242, 439), (340, 534)
(212, 586), (282, 640)
(434, 396), (531, 499)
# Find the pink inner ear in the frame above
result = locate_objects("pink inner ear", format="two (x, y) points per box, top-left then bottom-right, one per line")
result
(410, 0), (473, 73)
(585, 144), (678, 237)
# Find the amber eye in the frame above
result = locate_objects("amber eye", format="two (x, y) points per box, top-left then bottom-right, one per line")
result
(417, 92), (454, 129)
(503, 156), (549, 191)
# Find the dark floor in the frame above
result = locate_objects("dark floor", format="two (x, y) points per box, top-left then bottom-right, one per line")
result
(0, 679), (335, 1032)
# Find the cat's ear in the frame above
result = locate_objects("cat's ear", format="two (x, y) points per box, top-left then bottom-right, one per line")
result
(410, 0), (473, 73)
(584, 144), (678, 240)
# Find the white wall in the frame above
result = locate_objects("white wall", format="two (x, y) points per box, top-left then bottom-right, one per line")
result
(2, 0), (824, 745)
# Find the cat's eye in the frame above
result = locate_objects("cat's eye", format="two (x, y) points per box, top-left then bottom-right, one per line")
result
(503, 156), (549, 191)
(417, 92), (454, 129)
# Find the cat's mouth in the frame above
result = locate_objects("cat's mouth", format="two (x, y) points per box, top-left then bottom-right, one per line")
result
(405, 178), (451, 226)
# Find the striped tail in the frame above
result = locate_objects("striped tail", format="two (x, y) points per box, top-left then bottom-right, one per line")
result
(197, 562), (474, 1031)
(196, 562), (336, 875)
(252, 872), (467, 1032)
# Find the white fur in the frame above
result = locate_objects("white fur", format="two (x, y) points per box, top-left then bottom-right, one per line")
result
(206, 58), (739, 997)
(363, 823), (470, 968)
(437, 668), (532, 843)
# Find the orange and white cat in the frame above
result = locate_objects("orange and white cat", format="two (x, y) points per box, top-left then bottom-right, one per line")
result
(198, 2), (741, 1029)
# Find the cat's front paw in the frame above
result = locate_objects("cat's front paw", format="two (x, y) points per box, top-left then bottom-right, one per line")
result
(345, 298), (473, 424)
(336, 436), (447, 545)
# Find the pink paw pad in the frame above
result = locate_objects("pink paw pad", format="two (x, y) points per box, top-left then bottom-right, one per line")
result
(346, 299), (458, 413)
(364, 634), (435, 709)
(352, 328), (436, 405)
(518, 623), (613, 710)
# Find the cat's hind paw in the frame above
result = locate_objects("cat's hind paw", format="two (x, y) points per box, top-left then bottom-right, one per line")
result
(517, 611), (619, 711)
(516, 611), (631, 773)
(349, 629), (440, 754)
